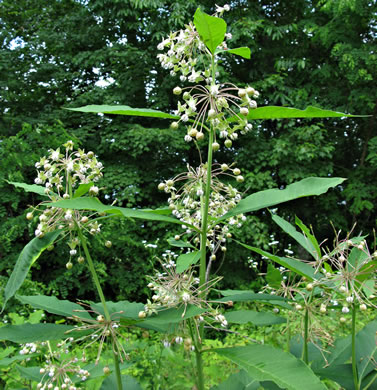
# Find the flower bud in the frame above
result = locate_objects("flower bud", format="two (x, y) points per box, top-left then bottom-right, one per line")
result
(173, 86), (182, 95)
(246, 86), (256, 96)
(158, 182), (166, 191)
(295, 304), (303, 310)
(306, 283), (313, 291)
(103, 366), (111, 375)
(210, 254), (216, 261)
(233, 168), (241, 175)
(105, 240), (112, 248)
(208, 109), (216, 119)
(66, 262), (73, 270)
(26, 212), (33, 220)
(196, 131), (204, 141)
(81, 216), (89, 223)
(360, 304), (367, 311)
(236, 175), (244, 183)
(170, 121), (179, 130)
(138, 311), (146, 319)
(238, 89), (247, 98)
(89, 186), (99, 196)
(212, 142), (220, 152)
(70, 249), (77, 256)
(188, 128), (198, 137)
(97, 315), (105, 322)
(77, 256), (85, 264)
(320, 305), (327, 314)
(240, 107), (249, 116)
(224, 139), (232, 148)
(221, 164), (229, 171)
(63, 193), (70, 199)
(340, 317), (347, 323)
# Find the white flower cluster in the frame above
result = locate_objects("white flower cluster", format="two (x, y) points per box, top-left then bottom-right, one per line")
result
(28, 141), (108, 269)
(138, 253), (228, 328)
(19, 342), (39, 356)
(36, 339), (89, 390)
(158, 163), (246, 257)
(34, 140), (103, 197)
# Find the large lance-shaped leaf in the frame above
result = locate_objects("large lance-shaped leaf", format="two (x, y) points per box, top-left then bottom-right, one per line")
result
(213, 345), (327, 390)
(2, 230), (61, 311)
(228, 106), (367, 121)
(238, 241), (318, 280)
(271, 214), (319, 260)
(214, 290), (286, 303)
(193, 8), (226, 54)
(48, 197), (198, 231)
(218, 177), (345, 221)
(225, 310), (286, 326)
(66, 105), (178, 119)
(6, 180), (48, 197)
(17, 295), (93, 320)
(0, 323), (81, 343)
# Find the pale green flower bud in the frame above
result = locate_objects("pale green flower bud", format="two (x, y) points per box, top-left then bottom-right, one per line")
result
(173, 86), (182, 95)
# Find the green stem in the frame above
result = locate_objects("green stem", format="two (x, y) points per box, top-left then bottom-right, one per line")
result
(189, 319), (205, 390)
(352, 304), (359, 390)
(302, 306), (309, 364)
(76, 227), (123, 390)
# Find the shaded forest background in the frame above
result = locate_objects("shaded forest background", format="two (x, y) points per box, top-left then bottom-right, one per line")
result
(1, 0), (376, 308)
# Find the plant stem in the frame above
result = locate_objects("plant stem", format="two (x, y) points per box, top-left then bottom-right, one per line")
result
(352, 304), (359, 390)
(189, 319), (205, 390)
(303, 306), (309, 364)
(76, 227), (123, 390)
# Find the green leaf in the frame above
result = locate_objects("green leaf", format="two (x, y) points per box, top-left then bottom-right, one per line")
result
(219, 177), (345, 220)
(167, 237), (195, 249)
(17, 295), (93, 320)
(225, 310), (286, 326)
(2, 230), (62, 311)
(137, 305), (206, 332)
(16, 366), (43, 382)
(48, 197), (199, 231)
(216, 47), (251, 59)
(271, 214), (318, 260)
(6, 180), (48, 197)
(66, 105), (178, 119)
(214, 290), (286, 303)
(0, 354), (39, 368)
(211, 370), (260, 390)
(266, 264), (283, 289)
(176, 251), (201, 273)
(315, 364), (354, 389)
(0, 323), (80, 343)
(73, 182), (93, 198)
(295, 216), (321, 260)
(100, 374), (142, 390)
(193, 8), (226, 54)
(228, 106), (368, 121)
(237, 241), (318, 280)
(90, 300), (144, 320)
(213, 345), (327, 390)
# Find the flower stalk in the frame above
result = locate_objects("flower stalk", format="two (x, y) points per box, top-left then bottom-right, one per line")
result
(76, 226), (123, 390)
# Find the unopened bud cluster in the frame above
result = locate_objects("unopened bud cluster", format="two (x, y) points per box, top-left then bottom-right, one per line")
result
(158, 163), (246, 256)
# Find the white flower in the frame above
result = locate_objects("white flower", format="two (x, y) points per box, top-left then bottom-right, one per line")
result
(342, 306), (350, 313)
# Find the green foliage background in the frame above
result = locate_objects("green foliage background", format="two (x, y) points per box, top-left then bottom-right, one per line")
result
(1, 0), (376, 305)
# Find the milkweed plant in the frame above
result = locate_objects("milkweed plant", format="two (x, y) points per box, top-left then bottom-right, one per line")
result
(2, 5), (374, 390)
